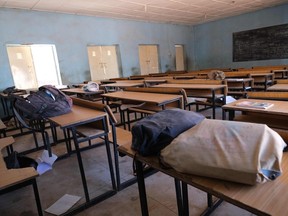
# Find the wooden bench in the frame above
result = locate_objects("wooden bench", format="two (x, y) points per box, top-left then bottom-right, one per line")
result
(0, 136), (42, 215)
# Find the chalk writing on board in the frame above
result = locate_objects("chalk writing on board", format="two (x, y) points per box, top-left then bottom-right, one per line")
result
(233, 24), (288, 62)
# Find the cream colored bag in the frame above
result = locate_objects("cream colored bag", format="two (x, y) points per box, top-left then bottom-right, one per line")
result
(160, 119), (286, 185)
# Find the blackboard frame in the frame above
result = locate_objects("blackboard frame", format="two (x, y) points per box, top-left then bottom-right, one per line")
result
(233, 24), (288, 62)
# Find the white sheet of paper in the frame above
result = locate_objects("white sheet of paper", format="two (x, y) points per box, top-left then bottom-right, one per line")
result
(39, 150), (58, 166)
(36, 150), (58, 175)
(37, 162), (52, 175)
(45, 194), (81, 215)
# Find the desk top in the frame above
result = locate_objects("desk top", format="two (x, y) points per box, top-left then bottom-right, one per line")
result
(62, 88), (104, 95)
(267, 84), (288, 91)
(0, 137), (38, 190)
(102, 91), (183, 107)
(250, 73), (273, 77)
(101, 82), (144, 88)
(152, 83), (227, 90)
(225, 78), (254, 82)
(223, 99), (288, 116)
(118, 142), (288, 216)
(272, 69), (288, 72)
(48, 105), (107, 128)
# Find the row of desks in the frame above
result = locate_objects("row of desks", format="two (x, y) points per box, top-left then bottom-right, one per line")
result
(63, 82), (227, 119)
(118, 98), (288, 216)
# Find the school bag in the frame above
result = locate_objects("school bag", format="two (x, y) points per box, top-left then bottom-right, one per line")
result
(14, 85), (73, 119)
(131, 109), (205, 156)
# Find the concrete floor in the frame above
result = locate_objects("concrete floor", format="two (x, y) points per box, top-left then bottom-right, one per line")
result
(0, 106), (255, 216)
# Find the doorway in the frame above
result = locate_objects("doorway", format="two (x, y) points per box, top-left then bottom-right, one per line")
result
(175, 44), (185, 71)
(138, 45), (160, 75)
(6, 44), (62, 90)
(87, 45), (121, 81)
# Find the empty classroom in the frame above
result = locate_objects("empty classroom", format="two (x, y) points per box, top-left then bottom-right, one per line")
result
(1, 1), (288, 216)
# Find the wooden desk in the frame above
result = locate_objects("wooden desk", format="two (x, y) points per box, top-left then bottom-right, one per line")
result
(143, 79), (167, 87)
(118, 142), (288, 216)
(48, 105), (116, 213)
(267, 84), (288, 91)
(226, 78), (254, 97)
(102, 91), (183, 109)
(152, 83), (227, 119)
(250, 73), (274, 91)
(101, 81), (144, 88)
(0, 137), (42, 215)
(222, 98), (288, 120)
(272, 69), (288, 79)
(61, 88), (104, 101)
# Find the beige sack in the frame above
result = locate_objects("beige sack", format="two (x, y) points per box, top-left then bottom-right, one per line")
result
(160, 119), (286, 185)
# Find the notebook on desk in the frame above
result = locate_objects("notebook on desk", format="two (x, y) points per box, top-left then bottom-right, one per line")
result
(235, 101), (274, 109)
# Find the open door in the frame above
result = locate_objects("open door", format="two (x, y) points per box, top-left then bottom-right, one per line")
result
(6, 44), (62, 90)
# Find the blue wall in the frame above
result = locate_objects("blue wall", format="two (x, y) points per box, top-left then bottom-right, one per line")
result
(1, 4), (288, 90)
(0, 8), (193, 90)
(193, 4), (288, 70)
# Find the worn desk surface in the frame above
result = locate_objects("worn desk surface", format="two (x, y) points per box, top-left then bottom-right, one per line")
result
(101, 81), (144, 88)
(101, 91), (183, 108)
(225, 78), (254, 82)
(118, 142), (288, 216)
(222, 98), (288, 119)
(61, 88), (104, 95)
(152, 83), (227, 91)
(0, 137), (38, 190)
(267, 84), (288, 92)
(48, 105), (107, 128)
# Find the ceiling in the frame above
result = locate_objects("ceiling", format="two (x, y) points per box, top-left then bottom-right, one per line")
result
(1, 0), (287, 25)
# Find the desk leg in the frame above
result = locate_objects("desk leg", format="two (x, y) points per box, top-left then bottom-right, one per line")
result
(104, 135), (117, 191)
(182, 182), (189, 216)
(136, 160), (149, 216)
(228, 110), (235, 120)
(174, 179), (183, 216)
(71, 127), (90, 202)
(212, 91), (216, 119)
(32, 179), (43, 216)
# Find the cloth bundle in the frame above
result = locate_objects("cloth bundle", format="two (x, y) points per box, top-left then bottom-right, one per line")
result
(160, 119), (286, 185)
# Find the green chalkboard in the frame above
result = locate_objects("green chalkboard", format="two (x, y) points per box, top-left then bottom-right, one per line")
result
(233, 24), (288, 62)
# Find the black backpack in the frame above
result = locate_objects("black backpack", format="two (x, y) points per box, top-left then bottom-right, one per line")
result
(14, 85), (73, 119)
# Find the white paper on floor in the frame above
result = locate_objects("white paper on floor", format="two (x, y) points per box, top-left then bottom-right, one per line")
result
(45, 194), (81, 215)
(36, 150), (58, 175)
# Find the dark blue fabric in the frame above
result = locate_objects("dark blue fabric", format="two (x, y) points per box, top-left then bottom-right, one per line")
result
(131, 108), (205, 156)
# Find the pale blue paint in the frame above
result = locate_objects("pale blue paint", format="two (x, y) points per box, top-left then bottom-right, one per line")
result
(0, 4), (288, 117)
(0, 8), (193, 90)
(193, 3), (288, 70)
